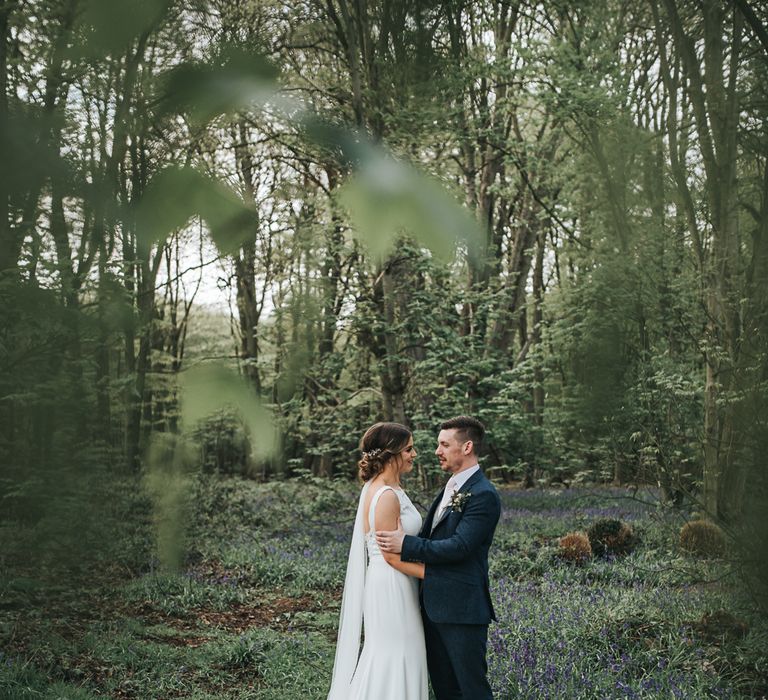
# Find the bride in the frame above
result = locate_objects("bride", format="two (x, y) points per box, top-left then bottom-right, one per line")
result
(327, 422), (428, 700)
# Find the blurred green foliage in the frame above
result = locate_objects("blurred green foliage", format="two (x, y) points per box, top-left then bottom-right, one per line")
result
(0, 0), (766, 661)
(134, 167), (258, 255)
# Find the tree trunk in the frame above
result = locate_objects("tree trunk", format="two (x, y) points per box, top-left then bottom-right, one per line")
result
(0, 2), (10, 270)
(658, 0), (743, 520)
(378, 261), (408, 424)
(532, 225), (546, 428)
(234, 241), (262, 394)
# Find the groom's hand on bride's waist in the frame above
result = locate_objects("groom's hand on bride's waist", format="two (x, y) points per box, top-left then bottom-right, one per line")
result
(376, 517), (405, 553)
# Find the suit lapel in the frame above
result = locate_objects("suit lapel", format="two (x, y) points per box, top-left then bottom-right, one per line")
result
(422, 491), (443, 537)
(430, 469), (484, 533)
(430, 504), (451, 533)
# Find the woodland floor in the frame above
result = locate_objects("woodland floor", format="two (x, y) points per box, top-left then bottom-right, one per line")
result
(1, 477), (766, 699)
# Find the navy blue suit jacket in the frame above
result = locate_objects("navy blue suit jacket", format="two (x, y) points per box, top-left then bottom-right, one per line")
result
(401, 469), (501, 625)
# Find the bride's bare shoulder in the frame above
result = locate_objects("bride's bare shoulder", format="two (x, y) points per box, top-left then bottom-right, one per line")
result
(372, 487), (400, 527)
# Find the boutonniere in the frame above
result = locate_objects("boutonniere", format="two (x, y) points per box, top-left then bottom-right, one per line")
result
(448, 491), (472, 513)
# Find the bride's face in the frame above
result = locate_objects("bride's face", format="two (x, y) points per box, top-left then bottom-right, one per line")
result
(397, 439), (417, 474)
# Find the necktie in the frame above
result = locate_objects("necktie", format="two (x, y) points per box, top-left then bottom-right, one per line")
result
(435, 477), (457, 523)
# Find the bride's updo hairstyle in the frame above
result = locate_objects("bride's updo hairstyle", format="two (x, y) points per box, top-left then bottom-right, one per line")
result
(358, 422), (412, 481)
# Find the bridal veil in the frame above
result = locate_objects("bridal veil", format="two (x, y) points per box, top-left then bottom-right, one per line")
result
(327, 480), (370, 699)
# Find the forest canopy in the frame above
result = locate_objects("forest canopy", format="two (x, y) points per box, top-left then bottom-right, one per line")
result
(0, 0), (766, 591)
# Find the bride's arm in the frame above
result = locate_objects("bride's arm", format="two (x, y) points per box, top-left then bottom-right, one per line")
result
(382, 551), (425, 579)
(375, 491), (426, 579)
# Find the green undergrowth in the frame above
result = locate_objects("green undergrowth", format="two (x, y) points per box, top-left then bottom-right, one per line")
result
(1, 475), (766, 698)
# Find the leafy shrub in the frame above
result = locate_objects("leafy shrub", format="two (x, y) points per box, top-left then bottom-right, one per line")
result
(587, 518), (637, 557)
(679, 519), (726, 557)
(558, 531), (592, 564)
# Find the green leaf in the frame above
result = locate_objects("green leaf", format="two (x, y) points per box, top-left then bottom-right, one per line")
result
(340, 155), (482, 261)
(158, 46), (280, 125)
(0, 113), (69, 197)
(133, 166), (257, 254)
(144, 433), (195, 571)
(73, 0), (172, 57)
(180, 363), (277, 460)
(300, 118), (482, 261)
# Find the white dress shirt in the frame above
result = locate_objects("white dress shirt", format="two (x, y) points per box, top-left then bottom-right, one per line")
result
(435, 464), (480, 523)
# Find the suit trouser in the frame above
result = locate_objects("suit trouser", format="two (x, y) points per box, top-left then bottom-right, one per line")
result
(422, 609), (493, 700)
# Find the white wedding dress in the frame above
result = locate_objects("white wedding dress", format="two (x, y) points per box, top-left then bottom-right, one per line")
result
(328, 482), (428, 700)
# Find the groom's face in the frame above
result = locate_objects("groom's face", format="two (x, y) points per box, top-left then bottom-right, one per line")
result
(435, 429), (469, 473)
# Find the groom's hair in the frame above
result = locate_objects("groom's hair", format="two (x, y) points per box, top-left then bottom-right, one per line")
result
(441, 416), (485, 454)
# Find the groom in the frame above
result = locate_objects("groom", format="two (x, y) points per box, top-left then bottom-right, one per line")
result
(377, 416), (501, 699)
